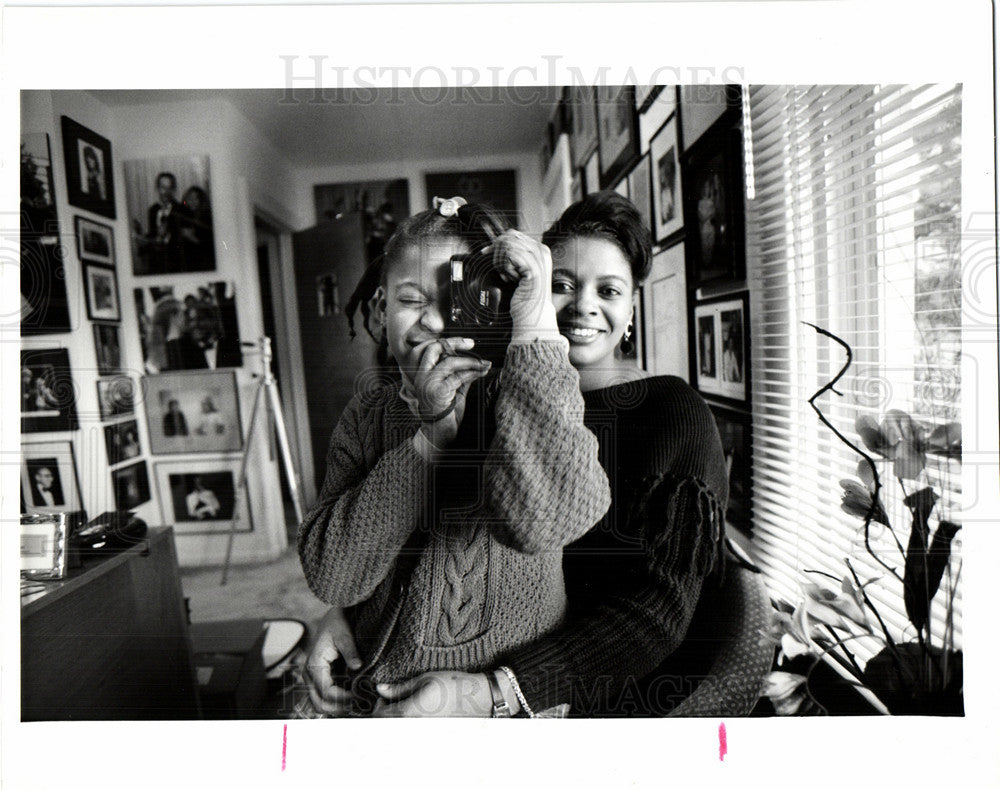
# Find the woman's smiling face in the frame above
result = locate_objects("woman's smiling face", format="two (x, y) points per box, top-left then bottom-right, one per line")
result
(550, 236), (635, 372)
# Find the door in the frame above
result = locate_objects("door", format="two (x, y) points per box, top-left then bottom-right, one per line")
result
(292, 213), (374, 491)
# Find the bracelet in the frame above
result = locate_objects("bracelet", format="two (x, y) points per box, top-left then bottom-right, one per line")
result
(419, 398), (457, 424)
(498, 666), (535, 718)
(486, 671), (512, 718)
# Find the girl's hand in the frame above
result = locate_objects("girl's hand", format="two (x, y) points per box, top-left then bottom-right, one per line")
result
(302, 607), (362, 716)
(412, 337), (492, 447)
(489, 229), (561, 342)
(372, 671), (493, 717)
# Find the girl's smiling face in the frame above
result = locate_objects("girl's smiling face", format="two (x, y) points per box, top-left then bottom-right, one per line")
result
(382, 236), (469, 374)
(550, 236), (635, 373)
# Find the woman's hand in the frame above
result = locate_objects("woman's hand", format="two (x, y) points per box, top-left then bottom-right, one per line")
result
(302, 606), (362, 716)
(371, 671), (493, 717)
(411, 337), (492, 447)
(490, 229), (561, 342)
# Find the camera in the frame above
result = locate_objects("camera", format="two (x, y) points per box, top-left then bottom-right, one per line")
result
(448, 247), (515, 366)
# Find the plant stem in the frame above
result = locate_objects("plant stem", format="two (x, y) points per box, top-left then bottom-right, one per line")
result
(823, 624), (865, 676)
(845, 559), (917, 686)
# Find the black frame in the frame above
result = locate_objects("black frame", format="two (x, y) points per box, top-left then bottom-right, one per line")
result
(680, 117), (745, 287)
(104, 419), (142, 466)
(595, 85), (640, 190)
(61, 116), (116, 219)
(649, 113), (684, 244)
(21, 348), (78, 433)
(111, 460), (151, 511)
(74, 215), (115, 266)
(96, 376), (136, 420)
(708, 403), (753, 536)
(83, 262), (121, 322)
(93, 323), (122, 375)
(689, 291), (751, 407)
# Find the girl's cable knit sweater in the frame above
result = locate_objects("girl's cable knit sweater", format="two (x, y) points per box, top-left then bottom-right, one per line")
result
(298, 340), (611, 683)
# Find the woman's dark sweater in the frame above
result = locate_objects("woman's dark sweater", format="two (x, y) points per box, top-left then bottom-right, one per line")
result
(503, 374), (730, 716)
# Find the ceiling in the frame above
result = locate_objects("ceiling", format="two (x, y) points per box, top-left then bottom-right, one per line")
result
(91, 87), (561, 168)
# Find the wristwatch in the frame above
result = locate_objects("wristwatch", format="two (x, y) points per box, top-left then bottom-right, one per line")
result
(486, 671), (512, 718)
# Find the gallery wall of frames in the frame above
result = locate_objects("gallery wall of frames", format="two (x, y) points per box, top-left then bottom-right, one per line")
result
(19, 91), (293, 567)
(538, 85), (753, 535)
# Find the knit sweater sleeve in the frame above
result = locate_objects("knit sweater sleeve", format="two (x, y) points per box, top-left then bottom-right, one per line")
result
(483, 340), (611, 554)
(297, 392), (426, 607)
(502, 381), (728, 713)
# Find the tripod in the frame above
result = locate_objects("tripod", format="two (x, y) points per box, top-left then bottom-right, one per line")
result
(221, 336), (304, 585)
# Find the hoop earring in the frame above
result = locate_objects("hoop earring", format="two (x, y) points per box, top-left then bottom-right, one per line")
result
(620, 321), (635, 355)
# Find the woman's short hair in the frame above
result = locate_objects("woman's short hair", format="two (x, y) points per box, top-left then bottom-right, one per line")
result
(542, 190), (653, 285)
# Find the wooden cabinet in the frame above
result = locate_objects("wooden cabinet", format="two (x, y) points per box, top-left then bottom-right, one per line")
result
(21, 527), (201, 720)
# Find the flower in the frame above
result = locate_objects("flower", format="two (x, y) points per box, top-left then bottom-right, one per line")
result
(802, 577), (870, 631)
(856, 411), (962, 480)
(839, 478), (890, 526)
(761, 671), (810, 715)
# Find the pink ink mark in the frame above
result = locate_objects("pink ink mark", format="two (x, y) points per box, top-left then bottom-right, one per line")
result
(282, 724), (288, 771)
(718, 722), (727, 761)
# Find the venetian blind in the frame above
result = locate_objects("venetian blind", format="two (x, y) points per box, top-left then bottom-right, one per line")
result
(746, 85), (963, 664)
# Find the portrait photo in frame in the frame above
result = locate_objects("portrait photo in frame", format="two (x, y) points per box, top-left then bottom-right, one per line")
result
(144, 370), (243, 455)
(691, 292), (750, 404)
(21, 348), (78, 433)
(104, 419), (142, 466)
(96, 376), (136, 420)
(154, 458), (252, 535)
(708, 403), (753, 536)
(21, 441), (83, 515)
(93, 323), (122, 375)
(569, 84), (598, 170)
(75, 215), (115, 266)
(681, 121), (746, 286)
(61, 115), (116, 219)
(627, 154), (653, 237)
(595, 85), (639, 189)
(83, 263), (120, 322)
(650, 114), (684, 242)
(111, 460), (151, 511)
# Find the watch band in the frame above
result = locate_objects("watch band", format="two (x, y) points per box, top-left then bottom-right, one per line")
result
(486, 671), (512, 718)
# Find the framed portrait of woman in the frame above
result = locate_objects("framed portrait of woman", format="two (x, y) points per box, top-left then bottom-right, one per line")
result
(61, 116), (116, 219)
(690, 292), (750, 405)
(595, 85), (640, 190)
(649, 115), (684, 242)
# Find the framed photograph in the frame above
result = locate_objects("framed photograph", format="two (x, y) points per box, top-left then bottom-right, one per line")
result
(124, 154), (216, 275)
(639, 87), (679, 153)
(425, 170), (519, 226)
(650, 115), (684, 242)
(74, 216), (115, 265)
(681, 122), (746, 286)
(21, 441), (83, 515)
(641, 242), (688, 380)
(21, 348), (78, 432)
(96, 376), (136, 420)
(21, 133), (71, 335)
(93, 323), (122, 375)
(104, 419), (142, 466)
(83, 263), (120, 322)
(708, 403), (753, 536)
(635, 85), (664, 114)
(154, 459), (252, 535)
(20, 513), (70, 580)
(691, 292), (750, 404)
(60, 115), (116, 219)
(112, 461), (151, 511)
(628, 154), (653, 236)
(144, 370), (243, 455)
(569, 85), (598, 170)
(595, 85), (640, 190)
(680, 84), (740, 152)
(133, 281), (242, 372)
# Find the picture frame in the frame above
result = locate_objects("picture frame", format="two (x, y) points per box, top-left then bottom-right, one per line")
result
(144, 370), (243, 455)
(708, 403), (753, 536)
(74, 215), (115, 266)
(628, 154), (653, 237)
(635, 85), (664, 114)
(133, 281), (243, 372)
(111, 460), (152, 511)
(83, 263), (121, 322)
(96, 376), (136, 420)
(60, 115), (116, 219)
(569, 85), (598, 170)
(583, 152), (600, 195)
(639, 87), (679, 153)
(104, 419), (142, 466)
(21, 441), (83, 515)
(681, 121), (746, 286)
(21, 132), (71, 335)
(641, 241), (689, 380)
(424, 170), (519, 226)
(650, 114), (684, 243)
(20, 513), (70, 580)
(679, 84), (740, 152)
(595, 85), (640, 190)
(93, 323), (122, 375)
(21, 348), (78, 432)
(154, 458), (252, 535)
(691, 292), (750, 404)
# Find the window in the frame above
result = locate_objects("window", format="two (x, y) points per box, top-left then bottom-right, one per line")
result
(747, 85), (963, 666)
